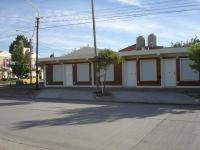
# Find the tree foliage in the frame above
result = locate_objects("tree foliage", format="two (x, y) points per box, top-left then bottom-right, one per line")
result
(96, 49), (121, 70)
(9, 35), (31, 78)
(95, 49), (121, 94)
(171, 36), (200, 48)
(9, 35), (31, 53)
(189, 43), (200, 72)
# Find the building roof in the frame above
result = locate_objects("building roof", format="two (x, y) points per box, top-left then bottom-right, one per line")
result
(0, 51), (11, 58)
(39, 45), (189, 64)
(119, 47), (189, 57)
(65, 46), (96, 58)
(39, 46), (102, 63)
(119, 44), (164, 52)
(119, 44), (137, 52)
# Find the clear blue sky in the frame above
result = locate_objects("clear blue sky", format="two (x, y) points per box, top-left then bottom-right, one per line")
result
(0, 0), (200, 57)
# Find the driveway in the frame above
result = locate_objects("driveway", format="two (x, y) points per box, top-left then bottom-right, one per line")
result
(0, 98), (199, 150)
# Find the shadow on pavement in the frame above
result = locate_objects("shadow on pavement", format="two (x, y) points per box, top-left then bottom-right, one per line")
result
(0, 101), (32, 106)
(12, 103), (198, 130)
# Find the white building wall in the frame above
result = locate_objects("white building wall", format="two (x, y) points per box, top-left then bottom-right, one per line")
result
(44, 65), (46, 87)
(91, 63), (94, 85)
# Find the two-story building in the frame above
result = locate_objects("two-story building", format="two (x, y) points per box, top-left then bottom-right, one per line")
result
(0, 51), (11, 80)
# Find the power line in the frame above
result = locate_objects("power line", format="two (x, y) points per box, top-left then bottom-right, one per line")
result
(93, 0), (193, 12)
(39, 7), (200, 30)
(0, 33), (18, 40)
(41, 3), (200, 24)
(94, 4), (200, 21)
(0, 25), (36, 41)
(0, 16), (34, 20)
(24, 0), (40, 17)
(34, 41), (75, 52)
(30, 23), (36, 40)
(42, 0), (183, 18)
(41, 0), (197, 19)
(96, 2), (200, 17)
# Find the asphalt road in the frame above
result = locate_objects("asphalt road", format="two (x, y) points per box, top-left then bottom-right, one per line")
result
(0, 97), (200, 150)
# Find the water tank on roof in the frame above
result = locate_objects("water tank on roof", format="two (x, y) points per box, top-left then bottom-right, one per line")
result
(148, 33), (157, 48)
(136, 36), (145, 50)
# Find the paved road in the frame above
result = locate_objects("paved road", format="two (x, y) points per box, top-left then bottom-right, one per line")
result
(0, 98), (199, 150)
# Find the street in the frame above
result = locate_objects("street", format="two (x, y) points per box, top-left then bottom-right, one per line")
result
(0, 98), (199, 150)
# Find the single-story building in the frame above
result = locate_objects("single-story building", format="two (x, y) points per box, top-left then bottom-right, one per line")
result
(39, 46), (122, 87)
(120, 46), (200, 87)
(39, 35), (200, 88)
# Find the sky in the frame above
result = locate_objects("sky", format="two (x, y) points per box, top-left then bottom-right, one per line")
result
(0, 0), (200, 57)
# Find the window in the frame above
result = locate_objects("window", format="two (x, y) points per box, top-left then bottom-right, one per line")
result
(77, 63), (90, 81)
(3, 59), (6, 67)
(53, 65), (63, 82)
(2, 59), (10, 68)
(100, 64), (114, 81)
(140, 60), (157, 81)
(180, 58), (199, 81)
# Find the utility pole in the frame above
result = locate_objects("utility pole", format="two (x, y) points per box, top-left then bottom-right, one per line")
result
(91, 0), (99, 91)
(91, 0), (97, 56)
(35, 17), (39, 89)
(29, 39), (32, 85)
(24, 0), (40, 89)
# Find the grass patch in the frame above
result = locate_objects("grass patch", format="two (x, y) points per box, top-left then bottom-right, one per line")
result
(0, 80), (16, 84)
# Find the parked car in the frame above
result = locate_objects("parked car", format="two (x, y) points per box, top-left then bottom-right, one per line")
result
(19, 77), (38, 84)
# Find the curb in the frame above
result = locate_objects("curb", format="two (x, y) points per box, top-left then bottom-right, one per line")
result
(0, 95), (200, 106)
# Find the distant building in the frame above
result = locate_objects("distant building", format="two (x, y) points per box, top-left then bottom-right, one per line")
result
(0, 48), (40, 80)
(0, 51), (11, 80)
(23, 48), (37, 77)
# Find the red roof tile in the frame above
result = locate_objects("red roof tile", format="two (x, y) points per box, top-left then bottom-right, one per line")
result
(119, 44), (137, 52)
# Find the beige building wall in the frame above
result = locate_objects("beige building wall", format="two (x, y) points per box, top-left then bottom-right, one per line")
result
(0, 51), (11, 80)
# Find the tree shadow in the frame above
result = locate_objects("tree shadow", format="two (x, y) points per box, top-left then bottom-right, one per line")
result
(12, 103), (198, 130)
(0, 101), (32, 106)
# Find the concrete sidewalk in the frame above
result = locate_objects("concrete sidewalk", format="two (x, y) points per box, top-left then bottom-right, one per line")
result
(0, 86), (200, 105)
(35, 88), (200, 105)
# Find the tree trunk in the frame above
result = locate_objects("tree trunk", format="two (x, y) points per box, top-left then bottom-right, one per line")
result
(103, 72), (106, 94)
(102, 68), (107, 94)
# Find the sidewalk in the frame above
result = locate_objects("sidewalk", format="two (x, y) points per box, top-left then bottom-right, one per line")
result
(36, 88), (200, 105)
(0, 87), (200, 105)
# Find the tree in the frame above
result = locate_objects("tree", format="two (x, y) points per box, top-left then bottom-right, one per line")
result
(171, 36), (200, 48)
(189, 43), (200, 72)
(96, 49), (121, 94)
(9, 35), (31, 79)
